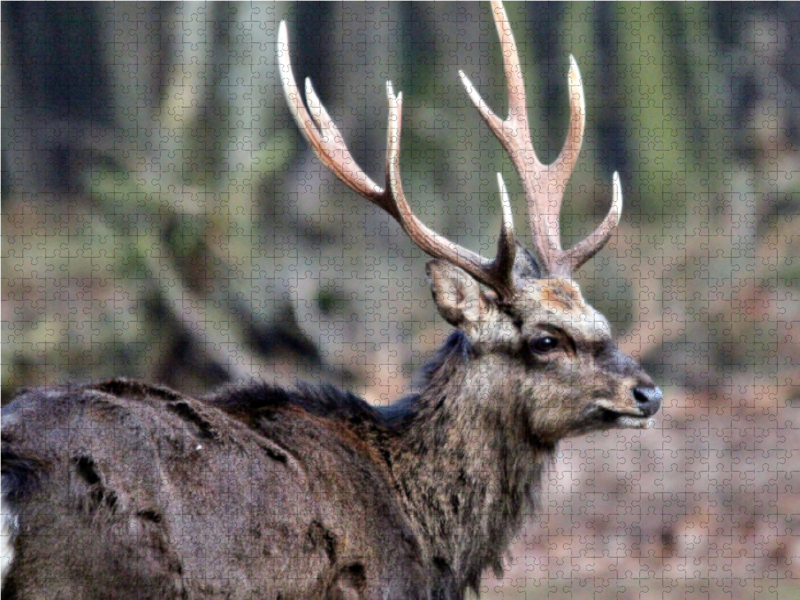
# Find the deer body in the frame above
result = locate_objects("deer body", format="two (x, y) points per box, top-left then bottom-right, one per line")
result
(1, 3), (661, 599)
(2, 380), (433, 599)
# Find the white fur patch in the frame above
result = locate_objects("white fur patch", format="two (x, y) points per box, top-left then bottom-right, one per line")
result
(616, 416), (650, 429)
(2, 405), (20, 584)
(1, 485), (17, 584)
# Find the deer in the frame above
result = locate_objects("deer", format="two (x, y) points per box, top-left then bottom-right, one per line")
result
(1, 2), (661, 599)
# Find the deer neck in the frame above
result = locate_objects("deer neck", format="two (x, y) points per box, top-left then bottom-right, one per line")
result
(386, 332), (554, 588)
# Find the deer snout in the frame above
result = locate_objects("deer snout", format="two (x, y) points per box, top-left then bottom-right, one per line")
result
(632, 385), (662, 417)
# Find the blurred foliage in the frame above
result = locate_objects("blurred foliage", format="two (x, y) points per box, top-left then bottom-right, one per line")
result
(2, 3), (800, 597)
(3, 0), (798, 404)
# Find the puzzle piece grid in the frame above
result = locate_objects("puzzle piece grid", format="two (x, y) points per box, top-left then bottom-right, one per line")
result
(3, 4), (799, 599)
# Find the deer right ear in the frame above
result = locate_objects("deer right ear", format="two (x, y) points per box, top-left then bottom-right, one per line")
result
(426, 260), (492, 327)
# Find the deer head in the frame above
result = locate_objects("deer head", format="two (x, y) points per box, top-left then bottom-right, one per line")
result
(278, 0), (661, 441)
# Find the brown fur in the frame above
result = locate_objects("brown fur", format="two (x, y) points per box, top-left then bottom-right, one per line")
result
(2, 265), (660, 600)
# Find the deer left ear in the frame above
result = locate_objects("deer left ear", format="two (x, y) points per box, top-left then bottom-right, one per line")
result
(426, 260), (493, 327)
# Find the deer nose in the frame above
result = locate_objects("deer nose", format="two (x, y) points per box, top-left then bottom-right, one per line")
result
(632, 385), (662, 417)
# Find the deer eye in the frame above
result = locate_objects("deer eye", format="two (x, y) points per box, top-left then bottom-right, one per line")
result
(530, 336), (560, 354)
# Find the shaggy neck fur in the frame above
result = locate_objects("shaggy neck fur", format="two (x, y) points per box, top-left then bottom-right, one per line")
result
(384, 332), (555, 593)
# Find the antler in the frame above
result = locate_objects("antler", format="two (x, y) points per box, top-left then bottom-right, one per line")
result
(277, 22), (518, 299)
(278, 0), (620, 290)
(459, 0), (622, 278)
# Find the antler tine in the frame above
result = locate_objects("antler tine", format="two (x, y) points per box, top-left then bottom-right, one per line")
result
(278, 21), (518, 299)
(278, 22), (385, 207)
(563, 172), (623, 273)
(459, 0), (621, 278)
(384, 84), (518, 297)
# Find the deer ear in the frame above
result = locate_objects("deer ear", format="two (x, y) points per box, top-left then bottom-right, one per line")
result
(426, 260), (491, 327)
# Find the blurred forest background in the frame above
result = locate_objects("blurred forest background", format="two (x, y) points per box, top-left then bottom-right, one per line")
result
(2, 2), (799, 599)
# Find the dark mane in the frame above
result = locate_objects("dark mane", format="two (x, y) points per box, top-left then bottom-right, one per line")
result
(208, 331), (474, 434)
(210, 380), (392, 433)
(415, 330), (474, 390)
(379, 331), (474, 429)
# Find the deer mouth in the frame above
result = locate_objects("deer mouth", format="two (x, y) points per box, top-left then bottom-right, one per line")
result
(611, 414), (653, 429)
(591, 400), (654, 430)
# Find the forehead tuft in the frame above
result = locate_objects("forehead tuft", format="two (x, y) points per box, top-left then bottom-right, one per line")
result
(538, 279), (582, 311)
(514, 279), (611, 339)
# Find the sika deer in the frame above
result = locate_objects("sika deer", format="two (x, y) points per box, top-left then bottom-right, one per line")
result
(1, 2), (661, 598)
